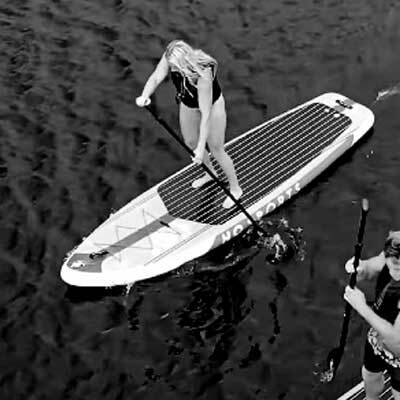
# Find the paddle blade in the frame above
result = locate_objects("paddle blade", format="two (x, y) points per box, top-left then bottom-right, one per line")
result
(319, 347), (343, 383)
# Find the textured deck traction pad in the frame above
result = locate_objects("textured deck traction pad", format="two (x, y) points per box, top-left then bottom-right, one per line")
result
(158, 102), (351, 225)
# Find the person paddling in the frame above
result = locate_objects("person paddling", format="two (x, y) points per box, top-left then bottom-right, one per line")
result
(136, 40), (242, 209)
(344, 230), (400, 400)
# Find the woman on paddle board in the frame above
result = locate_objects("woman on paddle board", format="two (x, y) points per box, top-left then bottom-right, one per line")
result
(344, 230), (400, 400)
(136, 40), (242, 209)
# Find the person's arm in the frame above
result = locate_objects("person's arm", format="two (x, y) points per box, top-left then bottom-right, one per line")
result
(136, 54), (169, 106)
(193, 68), (213, 163)
(345, 287), (400, 356)
(361, 252), (386, 279)
(345, 251), (386, 280)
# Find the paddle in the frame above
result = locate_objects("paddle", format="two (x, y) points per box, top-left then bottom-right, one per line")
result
(144, 102), (269, 237)
(321, 198), (369, 383)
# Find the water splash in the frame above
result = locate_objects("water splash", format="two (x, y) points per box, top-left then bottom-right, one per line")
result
(172, 217), (306, 277)
(372, 82), (400, 105)
(318, 360), (335, 383)
(263, 233), (288, 263)
(125, 282), (135, 295)
(259, 218), (306, 265)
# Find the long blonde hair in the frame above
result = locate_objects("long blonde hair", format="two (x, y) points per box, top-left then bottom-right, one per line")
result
(165, 40), (218, 86)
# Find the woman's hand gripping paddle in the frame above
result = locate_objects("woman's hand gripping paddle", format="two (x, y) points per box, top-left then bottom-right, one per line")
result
(320, 198), (369, 383)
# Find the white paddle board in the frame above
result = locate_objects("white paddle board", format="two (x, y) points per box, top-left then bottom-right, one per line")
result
(60, 92), (374, 287)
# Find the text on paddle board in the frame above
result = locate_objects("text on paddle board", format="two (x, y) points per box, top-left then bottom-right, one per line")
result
(220, 182), (301, 244)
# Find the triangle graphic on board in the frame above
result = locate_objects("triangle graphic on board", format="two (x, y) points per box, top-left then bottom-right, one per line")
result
(92, 211), (179, 262)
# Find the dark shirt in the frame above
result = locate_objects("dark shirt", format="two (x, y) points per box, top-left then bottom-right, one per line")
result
(170, 69), (222, 109)
(374, 265), (400, 324)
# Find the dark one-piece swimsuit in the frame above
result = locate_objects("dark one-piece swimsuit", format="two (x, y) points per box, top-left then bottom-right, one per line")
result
(170, 69), (222, 109)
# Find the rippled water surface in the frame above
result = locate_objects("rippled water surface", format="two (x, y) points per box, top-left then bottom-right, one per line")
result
(1, 1), (400, 399)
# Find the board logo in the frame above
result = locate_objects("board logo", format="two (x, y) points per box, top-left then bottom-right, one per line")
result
(219, 182), (301, 244)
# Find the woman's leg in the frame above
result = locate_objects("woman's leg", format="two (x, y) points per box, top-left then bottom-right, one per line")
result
(207, 96), (242, 208)
(179, 102), (217, 187)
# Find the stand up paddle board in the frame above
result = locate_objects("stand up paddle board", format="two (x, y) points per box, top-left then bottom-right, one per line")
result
(60, 92), (374, 287)
(338, 372), (392, 399)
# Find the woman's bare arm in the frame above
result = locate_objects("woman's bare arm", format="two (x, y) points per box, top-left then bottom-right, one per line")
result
(140, 54), (169, 99)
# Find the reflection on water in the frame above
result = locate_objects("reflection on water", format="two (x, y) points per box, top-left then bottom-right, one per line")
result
(123, 237), (291, 399)
(58, 221), (299, 399)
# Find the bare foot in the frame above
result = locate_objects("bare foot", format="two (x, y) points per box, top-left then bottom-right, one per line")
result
(222, 187), (243, 209)
(191, 173), (214, 189)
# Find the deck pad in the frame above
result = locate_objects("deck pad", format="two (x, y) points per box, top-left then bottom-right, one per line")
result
(159, 102), (351, 224)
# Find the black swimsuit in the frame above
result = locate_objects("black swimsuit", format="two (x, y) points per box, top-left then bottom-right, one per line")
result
(373, 265), (400, 323)
(170, 69), (222, 109)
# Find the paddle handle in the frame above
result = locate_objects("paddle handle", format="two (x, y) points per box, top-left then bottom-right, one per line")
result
(349, 198), (369, 288)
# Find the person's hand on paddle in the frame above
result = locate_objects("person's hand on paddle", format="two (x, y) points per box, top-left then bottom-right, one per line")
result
(345, 256), (358, 273)
(343, 285), (368, 314)
(136, 96), (151, 107)
(344, 256), (368, 279)
(192, 144), (205, 164)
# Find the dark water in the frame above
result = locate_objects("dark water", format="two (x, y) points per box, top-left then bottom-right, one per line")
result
(1, 1), (400, 399)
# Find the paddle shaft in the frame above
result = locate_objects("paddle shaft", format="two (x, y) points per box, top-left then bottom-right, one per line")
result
(336, 199), (369, 363)
(145, 104), (268, 236)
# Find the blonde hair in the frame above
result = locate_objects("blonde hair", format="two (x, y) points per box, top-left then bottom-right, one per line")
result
(165, 40), (217, 86)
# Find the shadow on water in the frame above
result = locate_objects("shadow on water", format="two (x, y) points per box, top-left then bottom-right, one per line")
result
(160, 219), (302, 398)
(173, 261), (256, 397)
(126, 242), (292, 398)
(65, 285), (128, 303)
